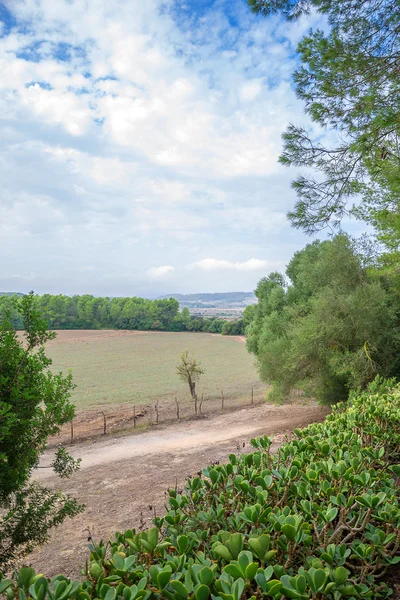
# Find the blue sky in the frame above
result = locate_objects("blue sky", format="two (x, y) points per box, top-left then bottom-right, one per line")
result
(0, 0), (361, 296)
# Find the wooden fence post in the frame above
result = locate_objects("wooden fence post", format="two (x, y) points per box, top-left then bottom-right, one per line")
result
(221, 390), (224, 410)
(133, 404), (136, 428)
(70, 420), (74, 444)
(101, 412), (107, 435)
(251, 387), (254, 405)
(154, 401), (159, 424)
(175, 397), (180, 420)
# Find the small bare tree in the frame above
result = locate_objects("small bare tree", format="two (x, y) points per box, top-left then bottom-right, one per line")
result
(176, 351), (205, 413)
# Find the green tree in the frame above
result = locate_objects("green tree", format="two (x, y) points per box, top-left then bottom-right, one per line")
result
(242, 304), (256, 327)
(246, 235), (400, 404)
(176, 351), (205, 413)
(248, 0), (400, 247)
(208, 318), (225, 334)
(221, 320), (246, 335)
(0, 293), (83, 569)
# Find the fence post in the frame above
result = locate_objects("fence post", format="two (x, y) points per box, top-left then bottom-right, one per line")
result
(101, 412), (107, 435)
(133, 404), (136, 428)
(221, 390), (224, 410)
(70, 420), (74, 444)
(175, 397), (180, 420)
(199, 394), (203, 414)
(251, 387), (254, 405)
(154, 401), (159, 424)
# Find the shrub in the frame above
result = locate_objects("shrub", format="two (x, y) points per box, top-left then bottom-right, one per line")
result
(2, 379), (400, 599)
(0, 293), (82, 570)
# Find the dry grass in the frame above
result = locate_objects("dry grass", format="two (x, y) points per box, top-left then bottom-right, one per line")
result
(45, 330), (265, 411)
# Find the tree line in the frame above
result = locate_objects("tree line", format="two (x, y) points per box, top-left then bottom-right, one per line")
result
(0, 293), (246, 335)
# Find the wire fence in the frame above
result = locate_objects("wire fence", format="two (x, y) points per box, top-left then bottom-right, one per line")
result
(49, 387), (266, 447)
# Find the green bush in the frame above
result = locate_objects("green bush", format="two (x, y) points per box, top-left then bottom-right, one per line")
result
(2, 379), (400, 599)
(0, 293), (82, 569)
(246, 236), (400, 404)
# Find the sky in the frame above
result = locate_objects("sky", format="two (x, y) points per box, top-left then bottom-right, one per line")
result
(0, 0), (363, 297)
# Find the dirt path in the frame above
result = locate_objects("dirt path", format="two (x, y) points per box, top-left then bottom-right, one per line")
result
(37, 403), (321, 476)
(29, 402), (328, 577)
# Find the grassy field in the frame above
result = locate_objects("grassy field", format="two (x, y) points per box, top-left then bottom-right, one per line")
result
(45, 330), (264, 411)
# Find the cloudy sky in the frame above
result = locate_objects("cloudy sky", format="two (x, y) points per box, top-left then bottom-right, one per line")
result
(0, 0), (359, 296)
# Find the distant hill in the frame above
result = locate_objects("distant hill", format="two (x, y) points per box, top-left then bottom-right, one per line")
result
(159, 292), (256, 308)
(0, 292), (23, 297)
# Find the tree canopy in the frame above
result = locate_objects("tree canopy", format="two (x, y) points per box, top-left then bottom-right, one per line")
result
(248, 0), (400, 255)
(246, 235), (400, 404)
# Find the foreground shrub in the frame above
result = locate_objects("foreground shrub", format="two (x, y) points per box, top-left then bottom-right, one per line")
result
(0, 293), (82, 570)
(2, 379), (400, 599)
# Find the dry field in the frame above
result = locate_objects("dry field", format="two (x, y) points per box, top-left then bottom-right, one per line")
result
(45, 330), (264, 410)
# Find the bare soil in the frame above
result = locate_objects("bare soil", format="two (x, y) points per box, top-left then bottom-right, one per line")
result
(45, 330), (152, 345)
(29, 402), (329, 578)
(49, 392), (267, 447)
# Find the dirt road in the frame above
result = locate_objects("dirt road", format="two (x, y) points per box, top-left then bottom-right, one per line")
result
(29, 402), (329, 577)
(37, 403), (324, 476)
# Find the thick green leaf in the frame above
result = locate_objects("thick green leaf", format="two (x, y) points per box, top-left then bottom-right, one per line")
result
(198, 567), (213, 587)
(177, 535), (189, 555)
(147, 528), (159, 550)
(213, 545), (233, 562)
(17, 569), (36, 590)
(228, 534), (243, 560)
(170, 580), (188, 599)
(0, 581), (13, 595)
(333, 567), (349, 586)
(104, 589), (116, 600)
(194, 585), (209, 600)
(158, 569), (172, 589)
(281, 524), (296, 542)
(223, 565), (243, 580)
(232, 578), (244, 600)
(245, 563), (258, 581)
(313, 569), (327, 591)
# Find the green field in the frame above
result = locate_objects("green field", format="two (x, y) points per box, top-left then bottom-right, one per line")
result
(45, 330), (264, 410)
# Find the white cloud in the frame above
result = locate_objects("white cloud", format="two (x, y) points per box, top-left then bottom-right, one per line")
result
(191, 258), (269, 272)
(147, 265), (175, 279)
(239, 79), (263, 102)
(20, 83), (92, 136)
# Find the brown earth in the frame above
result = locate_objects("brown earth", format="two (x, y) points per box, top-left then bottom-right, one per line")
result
(49, 391), (267, 447)
(43, 330), (152, 345)
(385, 567), (400, 600)
(29, 402), (329, 578)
